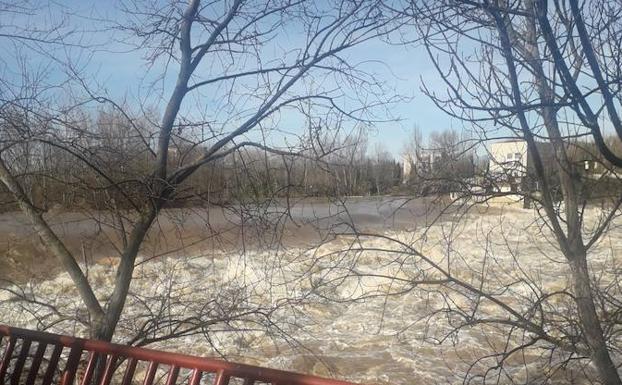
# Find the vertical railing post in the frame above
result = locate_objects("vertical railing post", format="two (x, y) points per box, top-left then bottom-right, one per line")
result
(60, 341), (84, 385)
(214, 370), (230, 385)
(188, 369), (202, 385)
(165, 366), (180, 385)
(79, 351), (99, 385)
(41, 344), (63, 385)
(143, 361), (158, 385)
(11, 338), (31, 385)
(25, 342), (47, 385)
(98, 355), (118, 385)
(0, 337), (16, 385)
(120, 357), (138, 385)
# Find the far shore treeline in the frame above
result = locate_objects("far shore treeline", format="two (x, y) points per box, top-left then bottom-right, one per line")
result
(3, 107), (622, 213)
(0, 109), (405, 212)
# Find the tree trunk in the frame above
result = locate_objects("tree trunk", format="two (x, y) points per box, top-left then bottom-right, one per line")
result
(569, 251), (622, 385)
(92, 321), (115, 342)
(494, 7), (622, 383)
(0, 157), (106, 330)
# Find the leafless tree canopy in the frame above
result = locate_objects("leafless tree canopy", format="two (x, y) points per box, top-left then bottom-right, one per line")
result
(327, 1), (622, 384)
(3, 1), (622, 385)
(0, 0), (409, 346)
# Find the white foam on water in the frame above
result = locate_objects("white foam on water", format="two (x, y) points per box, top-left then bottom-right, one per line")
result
(1, 207), (620, 384)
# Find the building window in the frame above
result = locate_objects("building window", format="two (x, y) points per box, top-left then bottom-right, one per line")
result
(514, 152), (521, 160)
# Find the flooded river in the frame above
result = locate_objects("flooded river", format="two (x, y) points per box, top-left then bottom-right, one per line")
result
(0, 198), (615, 384)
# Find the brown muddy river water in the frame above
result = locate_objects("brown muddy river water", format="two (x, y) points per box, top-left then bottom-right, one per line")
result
(0, 197), (440, 281)
(0, 198), (616, 384)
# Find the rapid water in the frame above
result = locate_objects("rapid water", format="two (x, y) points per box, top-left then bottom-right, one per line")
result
(1, 200), (618, 384)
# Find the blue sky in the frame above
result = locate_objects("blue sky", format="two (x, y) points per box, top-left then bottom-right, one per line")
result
(1, 0), (461, 158)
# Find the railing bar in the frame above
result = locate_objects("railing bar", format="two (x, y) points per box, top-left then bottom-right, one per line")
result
(142, 361), (158, 385)
(213, 370), (229, 385)
(79, 351), (99, 385)
(60, 342), (84, 385)
(0, 337), (16, 385)
(165, 365), (180, 385)
(41, 344), (63, 385)
(98, 354), (117, 385)
(0, 326), (360, 385)
(188, 369), (202, 385)
(10, 338), (31, 385)
(25, 342), (47, 385)
(120, 357), (138, 385)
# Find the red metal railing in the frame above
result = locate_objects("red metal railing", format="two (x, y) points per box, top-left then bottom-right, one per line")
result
(0, 325), (358, 385)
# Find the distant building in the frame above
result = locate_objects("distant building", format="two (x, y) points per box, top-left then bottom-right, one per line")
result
(487, 139), (564, 206)
(488, 139), (529, 193)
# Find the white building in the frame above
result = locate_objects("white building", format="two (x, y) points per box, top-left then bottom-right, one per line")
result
(488, 139), (529, 192)
(487, 139), (550, 206)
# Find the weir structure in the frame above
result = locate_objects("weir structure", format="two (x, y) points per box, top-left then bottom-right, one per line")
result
(0, 325), (357, 385)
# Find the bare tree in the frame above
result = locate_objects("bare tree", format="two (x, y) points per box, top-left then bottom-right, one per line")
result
(0, 0), (408, 345)
(303, 1), (622, 384)
(413, 1), (622, 383)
